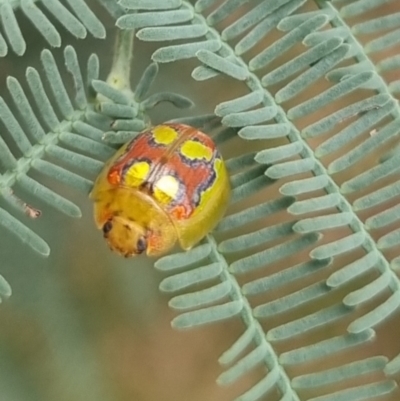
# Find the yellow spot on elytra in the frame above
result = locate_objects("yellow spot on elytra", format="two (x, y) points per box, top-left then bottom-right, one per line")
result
(152, 125), (178, 145)
(124, 161), (150, 187)
(180, 140), (212, 161)
(214, 157), (223, 174)
(153, 175), (179, 205)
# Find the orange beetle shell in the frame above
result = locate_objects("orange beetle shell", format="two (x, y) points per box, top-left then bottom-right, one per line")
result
(90, 123), (230, 257)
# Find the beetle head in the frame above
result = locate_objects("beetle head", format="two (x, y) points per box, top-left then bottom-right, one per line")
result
(102, 216), (148, 257)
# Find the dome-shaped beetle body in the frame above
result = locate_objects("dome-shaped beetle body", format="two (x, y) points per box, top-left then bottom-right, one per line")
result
(90, 124), (230, 257)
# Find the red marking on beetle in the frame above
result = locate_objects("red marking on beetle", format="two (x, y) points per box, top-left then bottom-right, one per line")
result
(171, 205), (187, 220)
(108, 169), (121, 186)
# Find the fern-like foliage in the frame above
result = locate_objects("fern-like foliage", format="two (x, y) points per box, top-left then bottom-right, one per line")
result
(114, 0), (400, 400)
(1, 0), (400, 400)
(0, 46), (110, 255)
(0, 274), (11, 301)
(0, 0), (107, 55)
(0, 41), (193, 255)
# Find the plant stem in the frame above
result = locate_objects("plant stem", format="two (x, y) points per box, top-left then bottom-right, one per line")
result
(106, 30), (134, 92)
